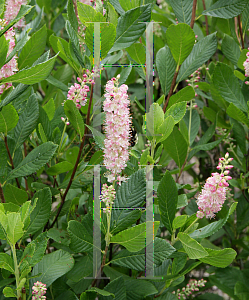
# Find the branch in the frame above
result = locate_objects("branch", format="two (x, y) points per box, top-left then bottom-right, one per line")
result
(202, 0), (209, 36)
(4, 136), (20, 188)
(238, 15), (244, 49)
(163, 0), (197, 113)
(91, 244), (109, 288)
(49, 83), (94, 228)
(0, 183), (6, 203)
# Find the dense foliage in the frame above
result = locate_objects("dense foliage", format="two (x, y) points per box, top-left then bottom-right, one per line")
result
(0, 0), (249, 299)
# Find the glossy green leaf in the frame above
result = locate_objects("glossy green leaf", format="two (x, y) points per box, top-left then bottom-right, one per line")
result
(31, 250), (74, 287)
(202, 0), (248, 19)
(178, 232), (208, 259)
(0, 84), (29, 109)
(167, 86), (195, 109)
(165, 102), (186, 124)
(0, 253), (15, 273)
(0, 105), (19, 135)
(157, 170), (178, 234)
(166, 23), (195, 67)
(47, 161), (74, 176)
(168, 0), (193, 25)
(110, 221), (160, 252)
(156, 45), (177, 96)
(6, 142), (58, 181)
(0, 54), (58, 85)
(177, 33), (217, 82)
(199, 248), (237, 268)
(18, 25), (47, 69)
(173, 215), (188, 230)
(110, 4), (151, 52)
(221, 34), (241, 66)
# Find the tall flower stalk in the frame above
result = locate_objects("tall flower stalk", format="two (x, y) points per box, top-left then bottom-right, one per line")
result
(196, 152), (233, 219)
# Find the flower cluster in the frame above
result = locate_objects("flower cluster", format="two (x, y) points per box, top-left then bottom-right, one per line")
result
(66, 69), (95, 109)
(172, 279), (206, 299)
(0, 19), (18, 95)
(103, 74), (131, 185)
(196, 152), (233, 219)
(4, 0), (27, 28)
(32, 281), (47, 300)
(243, 48), (249, 85)
(99, 183), (116, 214)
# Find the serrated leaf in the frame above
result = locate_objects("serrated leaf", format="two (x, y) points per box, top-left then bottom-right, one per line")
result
(163, 126), (188, 168)
(156, 45), (177, 96)
(31, 250), (74, 287)
(18, 24), (47, 69)
(110, 237), (175, 271)
(190, 202), (237, 239)
(0, 253), (14, 273)
(25, 188), (52, 235)
(173, 215), (188, 230)
(110, 221), (160, 252)
(13, 94), (39, 152)
(6, 142), (58, 181)
(77, 2), (97, 24)
(67, 0), (78, 32)
(157, 170), (178, 234)
(110, 4), (151, 52)
(4, 184), (28, 205)
(126, 43), (145, 64)
(183, 109), (200, 145)
(0, 35), (8, 70)
(0, 105), (19, 135)
(199, 248), (236, 268)
(213, 62), (247, 112)
(90, 288), (114, 298)
(227, 103), (249, 128)
(156, 116), (175, 144)
(86, 125), (105, 150)
(165, 102), (186, 124)
(168, 86), (195, 109)
(6, 213), (24, 245)
(0, 54), (58, 85)
(166, 23), (195, 67)
(64, 100), (85, 139)
(3, 287), (16, 298)
(0, 83), (29, 109)
(177, 33), (217, 82)
(202, 0), (248, 19)
(101, 277), (126, 300)
(125, 279), (157, 299)
(178, 232), (208, 259)
(221, 34), (241, 66)
(168, 0), (193, 24)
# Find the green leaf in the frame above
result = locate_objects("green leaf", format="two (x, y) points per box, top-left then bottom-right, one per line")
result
(221, 34), (241, 66)
(0, 105), (19, 135)
(68, 220), (95, 252)
(203, 107), (230, 129)
(0, 0), (4, 16)
(238, 49), (248, 70)
(102, 277), (126, 300)
(235, 281), (249, 300)
(47, 228), (70, 246)
(0, 54), (58, 85)
(213, 63), (247, 112)
(126, 43), (145, 64)
(77, 2), (97, 24)
(67, 0), (78, 32)
(90, 288), (114, 298)
(177, 33), (217, 82)
(110, 221), (160, 252)
(177, 232), (208, 259)
(110, 237), (175, 271)
(125, 279), (157, 299)
(234, 70), (245, 81)
(156, 116), (175, 144)
(199, 248), (237, 268)
(26, 188), (52, 235)
(163, 126), (188, 168)
(31, 250), (74, 287)
(86, 125), (105, 150)
(6, 213), (24, 245)
(43, 98), (55, 121)
(146, 103), (164, 139)
(173, 215), (188, 230)
(190, 202), (237, 239)
(157, 170), (178, 234)
(165, 102), (186, 124)
(156, 46), (177, 96)
(20, 232), (48, 272)
(6, 142), (58, 181)
(177, 194), (188, 209)
(0, 253), (15, 273)
(0, 35), (8, 70)
(13, 94), (39, 152)
(166, 23), (195, 67)
(168, 0), (193, 25)
(64, 100), (85, 139)
(202, 0), (248, 19)
(0, 5), (33, 37)
(3, 287), (16, 298)
(18, 25), (47, 69)
(168, 86), (195, 109)
(110, 4), (151, 52)
(183, 109), (200, 146)
(47, 161), (74, 175)
(107, 3), (118, 27)
(172, 254), (187, 275)
(0, 84), (29, 109)
(119, 0), (140, 11)
(4, 184), (28, 205)
(227, 103), (249, 128)
(242, 2), (249, 37)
